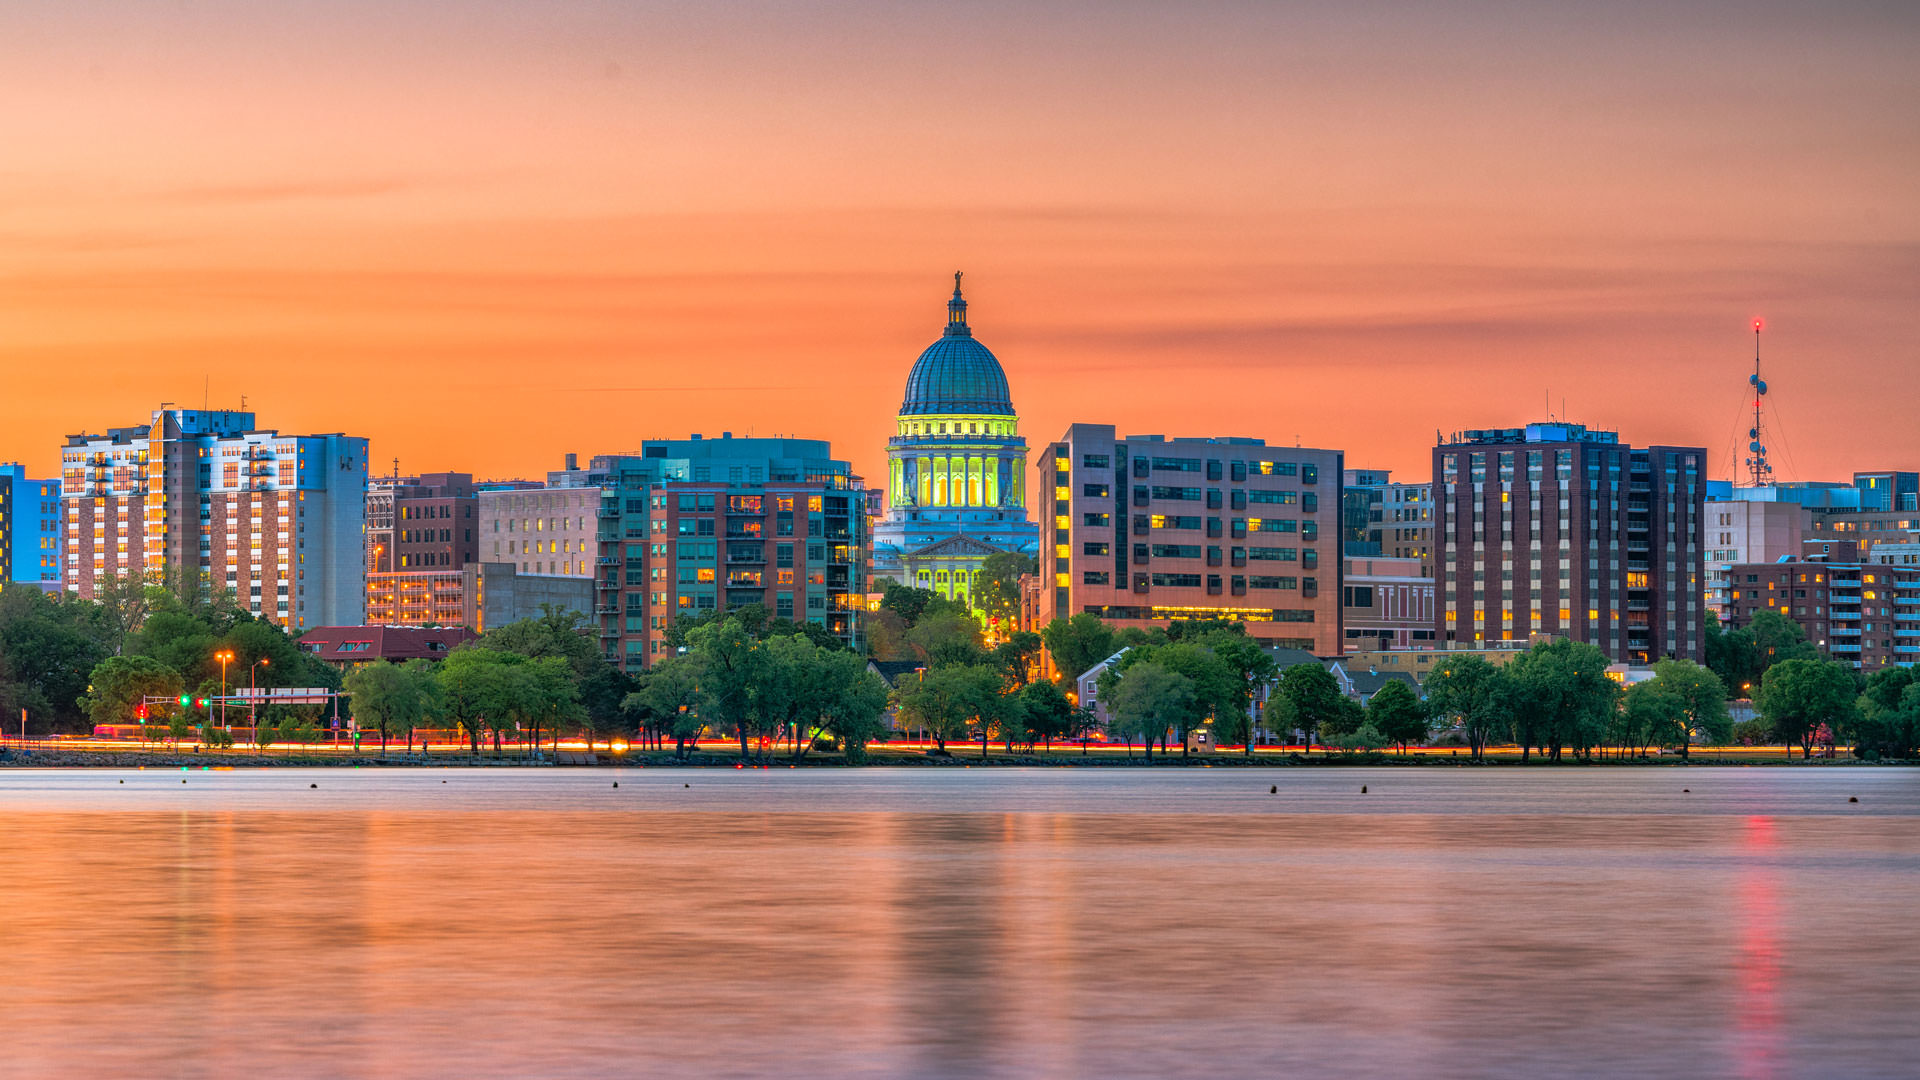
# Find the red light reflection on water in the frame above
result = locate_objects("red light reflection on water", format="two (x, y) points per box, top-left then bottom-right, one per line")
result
(1736, 815), (1781, 1080)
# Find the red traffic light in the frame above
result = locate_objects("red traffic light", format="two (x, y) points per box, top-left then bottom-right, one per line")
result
(135, 704), (148, 719)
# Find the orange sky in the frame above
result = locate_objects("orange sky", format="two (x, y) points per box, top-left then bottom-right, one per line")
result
(2, 1), (1915, 490)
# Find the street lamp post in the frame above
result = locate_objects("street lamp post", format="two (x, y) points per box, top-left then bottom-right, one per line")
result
(250, 658), (270, 750)
(215, 649), (234, 735)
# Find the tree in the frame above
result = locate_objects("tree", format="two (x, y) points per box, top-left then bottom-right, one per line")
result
(1707, 609), (1821, 696)
(990, 630), (1043, 690)
(436, 647), (510, 755)
(1620, 682), (1687, 757)
(757, 634), (838, 758)
(344, 660), (411, 756)
(905, 610), (986, 669)
(864, 608), (914, 662)
(1193, 629), (1276, 755)
(1102, 642), (1238, 757)
(1366, 679), (1428, 753)
(976, 552), (1036, 622)
(820, 654), (892, 763)
(474, 604), (602, 677)
(1852, 666), (1920, 759)
(1757, 658), (1859, 759)
(84, 655), (184, 732)
(1423, 654), (1512, 760)
(1274, 664), (1344, 752)
(1105, 661), (1193, 760)
(1260, 694), (1298, 750)
(577, 665), (637, 752)
(686, 617), (768, 760)
(894, 664), (999, 754)
(628, 654), (707, 759)
(0, 586), (111, 733)
(977, 683), (1025, 759)
(1649, 658), (1732, 757)
(1039, 613), (1116, 683)
(1016, 679), (1076, 753)
(1506, 639), (1618, 761)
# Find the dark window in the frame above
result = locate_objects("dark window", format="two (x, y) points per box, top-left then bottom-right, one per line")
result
(1083, 513), (1110, 527)
(1082, 541), (1110, 556)
(1083, 571), (1109, 586)
(1082, 454), (1110, 469)
(1150, 573), (1203, 587)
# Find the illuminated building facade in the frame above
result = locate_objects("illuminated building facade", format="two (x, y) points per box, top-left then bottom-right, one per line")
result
(870, 277), (1038, 606)
(1724, 542), (1919, 670)
(581, 436), (866, 671)
(1433, 422), (1704, 664)
(1036, 423), (1345, 652)
(60, 408), (367, 629)
(365, 472), (478, 625)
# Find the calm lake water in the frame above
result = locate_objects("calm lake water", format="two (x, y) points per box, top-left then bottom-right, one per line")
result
(1, 767), (1916, 1079)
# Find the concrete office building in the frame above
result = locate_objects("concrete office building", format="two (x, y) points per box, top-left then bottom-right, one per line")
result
(1433, 422), (1705, 664)
(60, 408), (367, 628)
(1036, 423), (1345, 653)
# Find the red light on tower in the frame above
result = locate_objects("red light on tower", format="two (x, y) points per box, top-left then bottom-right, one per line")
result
(1753, 318), (1764, 331)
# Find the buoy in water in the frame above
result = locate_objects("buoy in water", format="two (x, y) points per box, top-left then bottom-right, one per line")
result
(310, 783), (317, 788)
(1270, 785), (1277, 794)
(1849, 796), (1859, 803)
(1361, 785), (1368, 794)
(612, 781), (619, 788)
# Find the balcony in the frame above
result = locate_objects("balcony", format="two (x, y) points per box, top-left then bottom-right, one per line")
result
(1831, 625), (1861, 637)
(595, 604), (619, 615)
(726, 552), (766, 564)
(596, 507), (620, 518)
(1830, 643), (1862, 653)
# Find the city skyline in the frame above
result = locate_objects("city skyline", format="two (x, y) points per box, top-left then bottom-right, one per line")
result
(3, 1), (1916, 489)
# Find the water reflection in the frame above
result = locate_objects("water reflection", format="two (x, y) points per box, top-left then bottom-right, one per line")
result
(0, 770), (1916, 1078)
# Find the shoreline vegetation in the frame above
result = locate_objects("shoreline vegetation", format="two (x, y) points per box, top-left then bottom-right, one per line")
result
(4, 576), (1915, 773)
(1, 744), (1901, 769)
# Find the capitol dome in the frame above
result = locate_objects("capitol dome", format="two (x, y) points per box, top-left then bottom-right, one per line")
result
(899, 274), (1015, 417)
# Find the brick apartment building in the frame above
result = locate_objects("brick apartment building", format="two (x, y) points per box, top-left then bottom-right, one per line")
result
(1434, 422), (1704, 664)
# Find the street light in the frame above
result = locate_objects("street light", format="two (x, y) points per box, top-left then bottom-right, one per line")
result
(249, 658), (270, 750)
(215, 649), (235, 735)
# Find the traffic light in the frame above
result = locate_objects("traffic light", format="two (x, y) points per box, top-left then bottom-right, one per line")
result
(179, 693), (191, 708)
(135, 704), (148, 720)
(195, 698), (209, 709)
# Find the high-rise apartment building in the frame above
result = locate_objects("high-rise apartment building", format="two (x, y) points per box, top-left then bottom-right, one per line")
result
(1433, 422), (1704, 664)
(579, 436), (865, 671)
(1036, 424), (1345, 653)
(1, 464), (62, 587)
(60, 408), (368, 628)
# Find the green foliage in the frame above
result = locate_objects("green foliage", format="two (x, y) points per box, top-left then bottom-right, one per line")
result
(1852, 666), (1920, 759)
(685, 616), (766, 757)
(0, 585), (112, 733)
(1038, 613), (1116, 683)
(820, 654), (892, 761)
(1015, 679), (1077, 750)
(1618, 682), (1688, 755)
(905, 610), (986, 669)
(1706, 609), (1821, 696)
(199, 723), (235, 750)
(990, 630), (1043, 690)
(976, 552), (1037, 622)
(1365, 679), (1428, 752)
(1104, 661), (1193, 758)
(1730, 717), (1774, 746)
(1422, 654), (1513, 759)
(1757, 657), (1859, 758)
(473, 604), (604, 676)
(627, 653), (707, 758)
(345, 659), (443, 755)
(1274, 663), (1345, 748)
(1649, 658), (1732, 753)
(1102, 641), (1240, 754)
(1506, 639), (1619, 760)
(893, 663), (1001, 753)
(84, 654), (184, 729)
(877, 583), (968, 627)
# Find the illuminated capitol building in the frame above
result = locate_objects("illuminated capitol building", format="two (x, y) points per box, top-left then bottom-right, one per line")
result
(870, 275), (1039, 605)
